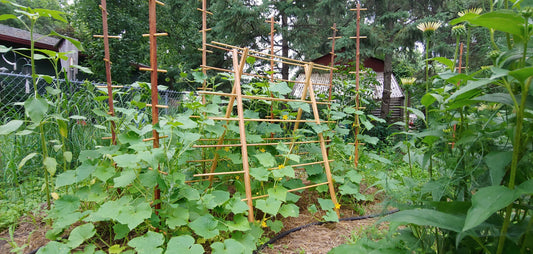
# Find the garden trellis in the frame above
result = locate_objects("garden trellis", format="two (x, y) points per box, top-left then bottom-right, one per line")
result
(191, 42), (340, 222)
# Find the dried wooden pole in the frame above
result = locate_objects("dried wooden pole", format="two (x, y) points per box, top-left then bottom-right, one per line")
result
(95, 0), (118, 145)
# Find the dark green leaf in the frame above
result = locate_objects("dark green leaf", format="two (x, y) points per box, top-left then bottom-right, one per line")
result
(484, 152), (513, 185)
(463, 185), (518, 231)
(382, 209), (464, 232)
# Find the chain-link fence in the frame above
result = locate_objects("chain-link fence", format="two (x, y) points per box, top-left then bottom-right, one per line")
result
(0, 72), (189, 123)
(0, 72), (190, 186)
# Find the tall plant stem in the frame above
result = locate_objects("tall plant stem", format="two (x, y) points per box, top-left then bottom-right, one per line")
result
(39, 124), (51, 209)
(465, 27), (471, 74)
(424, 38), (430, 127)
(497, 77), (531, 254)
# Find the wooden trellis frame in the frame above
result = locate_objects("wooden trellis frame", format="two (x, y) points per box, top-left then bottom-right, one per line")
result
(349, 4), (367, 168)
(189, 42), (339, 222)
(140, 0), (169, 213)
(94, 0), (123, 145)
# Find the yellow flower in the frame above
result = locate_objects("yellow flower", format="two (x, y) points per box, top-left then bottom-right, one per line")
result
(400, 77), (416, 86)
(334, 203), (341, 210)
(278, 164), (285, 169)
(417, 21), (443, 37)
(458, 8), (482, 17)
(259, 148), (266, 153)
(224, 146), (230, 152)
(51, 192), (59, 200)
(282, 115), (288, 120)
(235, 175), (240, 180)
(261, 219), (268, 228)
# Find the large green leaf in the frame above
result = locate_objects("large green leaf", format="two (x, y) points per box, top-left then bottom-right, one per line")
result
(279, 203), (299, 218)
(189, 214), (219, 239)
(382, 209), (465, 232)
(255, 197), (282, 215)
(473, 93), (514, 106)
(36, 241), (70, 254)
(446, 78), (493, 103)
(165, 235), (204, 254)
(66, 223), (95, 249)
(267, 185), (288, 201)
(211, 239), (245, 254)
(468, 10), (525, 37)
(269, 82), (292, 95)
(43, 157), (58, 176)
(226, 214), (251, 231)
(463, 185), (518, 231)
(128, 231), (164, 254)
(253, 152), (276, 167)
(509, 67), (533, 83)
(0, 120), (24, 135)
(24, 97), (49, 123)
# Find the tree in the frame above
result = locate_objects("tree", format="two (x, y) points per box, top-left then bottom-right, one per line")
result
(260, 0), (356, 80)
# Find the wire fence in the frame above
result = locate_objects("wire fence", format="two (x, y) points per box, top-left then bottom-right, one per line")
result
(0, 72), (190, 186)
(0, 72), (189, 123)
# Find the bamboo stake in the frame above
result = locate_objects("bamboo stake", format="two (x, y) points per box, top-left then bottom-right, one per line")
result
(193, 171), (244, 177)
(200, 64), (331, 86)
(305, 63), (340, 217)
(241, 182), (329, 201)
(267, 160), (334, 170)
(192, 140), (329, 148)
(231, 48), (255, 222)
(198, 91), (331, 105)
(207, 117), (335, 124)
(98, 0), (117, 145)
(210, 41), (334, 71)
(328, 23), (339, 105)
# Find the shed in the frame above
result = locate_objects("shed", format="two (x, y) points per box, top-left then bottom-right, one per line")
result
(290, 56), (404, 120)
(0, 24), (79, 80)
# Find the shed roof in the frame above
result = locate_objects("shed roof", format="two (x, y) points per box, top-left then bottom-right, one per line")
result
(0, 24), (60, 50)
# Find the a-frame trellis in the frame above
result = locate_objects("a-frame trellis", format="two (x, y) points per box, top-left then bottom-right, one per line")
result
(190, 41), (339, 222)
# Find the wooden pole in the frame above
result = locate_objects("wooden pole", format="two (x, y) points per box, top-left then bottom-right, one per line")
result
(305, 63), (340, 217)
(99, 0), (117, 145)
(328, 23), (340, 104)
(232, 48), (255, 222)
(148, 0), (162, 214)
(351, 4), (365, 168)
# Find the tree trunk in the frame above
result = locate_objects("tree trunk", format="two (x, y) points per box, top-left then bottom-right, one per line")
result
(380, 17), (394, 119)
(281, 12), (289, 80)
(380, 53), (392, 119)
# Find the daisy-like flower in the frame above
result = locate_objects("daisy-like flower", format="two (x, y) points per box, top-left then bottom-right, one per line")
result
(282, 114), (288, 120)
(458, 8), (482, 17)
(334, 203), (341, 210)
(400, 77), (417, 86)
(417, 21), (443, 37)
